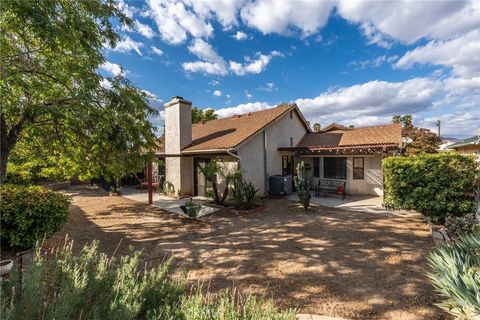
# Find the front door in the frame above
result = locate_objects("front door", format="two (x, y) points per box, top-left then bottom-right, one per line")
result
(194, 158), (213, 197)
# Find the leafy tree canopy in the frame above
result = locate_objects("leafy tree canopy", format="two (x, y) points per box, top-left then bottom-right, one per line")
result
(312, 123), (321, 132)
(192, 107), (218, 124)
(392, 115), (440, 155)
(0, 0), (157, 182)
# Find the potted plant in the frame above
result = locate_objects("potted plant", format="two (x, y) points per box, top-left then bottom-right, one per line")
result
(180, 198), (201, 218)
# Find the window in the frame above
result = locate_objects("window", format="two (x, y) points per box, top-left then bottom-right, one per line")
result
(323, 157), (346, 180)
(290, 110), (293, 119)
(290, 137), (293, 147)
(313, 158), (320, 177)
(353, 157), (364, 180)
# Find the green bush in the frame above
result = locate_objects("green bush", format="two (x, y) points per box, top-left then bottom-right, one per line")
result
(230, 177), (259, 210)
(445, 213), (478, 236)
(383, 153), (478, 222)
(1, 241), (295, 320)
(0, 184), (70, 248)
(427, 233), (480, 319)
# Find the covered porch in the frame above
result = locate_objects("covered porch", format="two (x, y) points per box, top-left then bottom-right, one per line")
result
(279, 143), (400, 196)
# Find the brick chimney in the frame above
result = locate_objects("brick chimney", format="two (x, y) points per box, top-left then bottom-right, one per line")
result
(164, 96), (192, 154)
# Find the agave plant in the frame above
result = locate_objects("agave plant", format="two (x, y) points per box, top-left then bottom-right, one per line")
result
(427, 233), (480, 319)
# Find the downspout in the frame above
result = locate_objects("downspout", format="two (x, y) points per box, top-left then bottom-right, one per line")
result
(263, 130), (267, 193)
(226, 149), (241, 163)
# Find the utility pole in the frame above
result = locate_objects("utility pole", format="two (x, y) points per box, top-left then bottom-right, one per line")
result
(436, 120), (441, 138)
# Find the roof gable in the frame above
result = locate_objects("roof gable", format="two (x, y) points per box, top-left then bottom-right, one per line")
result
(156, 103), (309, 154)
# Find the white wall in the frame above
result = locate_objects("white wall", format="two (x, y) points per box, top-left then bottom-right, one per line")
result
(237, 109), (308, 194)
(237, 132), (265, 193)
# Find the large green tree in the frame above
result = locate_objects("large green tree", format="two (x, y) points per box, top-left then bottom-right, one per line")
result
(0, 0), (157, 183)
(191, 107), (218, 124)
(392, 114), (441, 154)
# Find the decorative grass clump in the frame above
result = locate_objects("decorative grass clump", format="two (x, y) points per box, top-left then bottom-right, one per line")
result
(427, 233), (480, 319)
(0, 240), (295, 320)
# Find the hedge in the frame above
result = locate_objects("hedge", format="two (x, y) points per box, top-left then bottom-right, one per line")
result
(0, 184), (70, 248)
(383, 153), (478, 222)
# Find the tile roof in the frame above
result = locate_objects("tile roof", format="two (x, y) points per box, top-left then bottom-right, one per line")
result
(156, 103), (299, 153)
(297, 123), (402, 149)
(446, 135), (480, 149)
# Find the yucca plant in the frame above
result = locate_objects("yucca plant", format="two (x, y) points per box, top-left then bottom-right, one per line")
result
(427, 233), (480, 319)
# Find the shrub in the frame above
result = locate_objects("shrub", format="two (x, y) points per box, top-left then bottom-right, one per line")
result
(0, 184), (70, 248)
(162, 180), (175, 196)
(427, 233), (480, 319)
(230, 177), (259, 210)
(383, 153), (478, 223)
(445, 213), (478, 236)
(0, 241), (295, 320)
(294, 161), (311, 209)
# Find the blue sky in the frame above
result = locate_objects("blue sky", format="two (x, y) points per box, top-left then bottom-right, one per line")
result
(101, 0), (480, 138)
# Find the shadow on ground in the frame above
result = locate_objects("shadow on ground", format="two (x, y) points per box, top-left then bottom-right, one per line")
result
(45, 186), (448, 320)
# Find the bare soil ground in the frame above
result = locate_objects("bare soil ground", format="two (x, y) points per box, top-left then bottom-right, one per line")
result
(45, 186), (447, 320)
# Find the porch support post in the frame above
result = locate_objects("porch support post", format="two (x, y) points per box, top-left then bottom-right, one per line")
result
(147, 160), (153, 205)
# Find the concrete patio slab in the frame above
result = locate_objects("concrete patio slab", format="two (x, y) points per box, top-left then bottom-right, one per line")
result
(288, 191), (413, 216)
(121, 186), (219, 217)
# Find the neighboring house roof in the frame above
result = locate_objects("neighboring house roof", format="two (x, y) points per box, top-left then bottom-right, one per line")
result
(285, 123), (402, 153)
(156, 103), (310, 154)
(446, 135), (480, 149)
(321, 123), (353, 132)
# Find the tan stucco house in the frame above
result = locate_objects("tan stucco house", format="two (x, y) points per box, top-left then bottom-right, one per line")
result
(446, 135), (480, 155)
(155, 96), (402, 197)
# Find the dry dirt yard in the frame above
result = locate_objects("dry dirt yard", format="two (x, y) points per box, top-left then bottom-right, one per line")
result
(45, 186), (447, 320)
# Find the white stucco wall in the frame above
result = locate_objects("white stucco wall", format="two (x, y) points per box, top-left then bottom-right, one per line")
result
(165, 156), (193, 197)
(300, 155), (384, 196)
(237, 132), (265, 193)
(237, 109), (308, 194)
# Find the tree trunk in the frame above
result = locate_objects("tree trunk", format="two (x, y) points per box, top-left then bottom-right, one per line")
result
(0, 113), (27, 184)
(0, 135), (13, 184)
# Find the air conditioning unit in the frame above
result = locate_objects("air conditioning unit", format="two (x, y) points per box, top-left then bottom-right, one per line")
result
(268, 175), (292, 195)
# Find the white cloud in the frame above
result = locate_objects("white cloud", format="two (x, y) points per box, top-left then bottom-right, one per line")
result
(151, 46), (164, 56)
(215, 76), (479, 137)
(184, 0), (245, 28)
(209, 80), (220, 86)
(395, 30), (480, 77)
(229, 51), (283, 76)
(134, 20), (155, 39)
(145, 0), (214, 45)
(213, 90), (222, 97)
(109, 35), (144, 55)
(182, 39), (228, 75)
(100, 61), (124, 76)
(258, 82), (276, 92)
(100, 78), (112, 89)
(233, 31), (248, 40)
(350, 55), (398, 70)
(245, 91), (253, 99)
(216, 102), (274, 118)
(240, 0), (334, 37)
(337, 0), (480, 44)
(182, 39), (281, 76)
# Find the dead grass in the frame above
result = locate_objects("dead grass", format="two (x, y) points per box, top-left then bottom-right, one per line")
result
(44, 185), (448, 320)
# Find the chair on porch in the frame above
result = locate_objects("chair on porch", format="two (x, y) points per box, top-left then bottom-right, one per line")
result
(136, 174), (163, 190)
